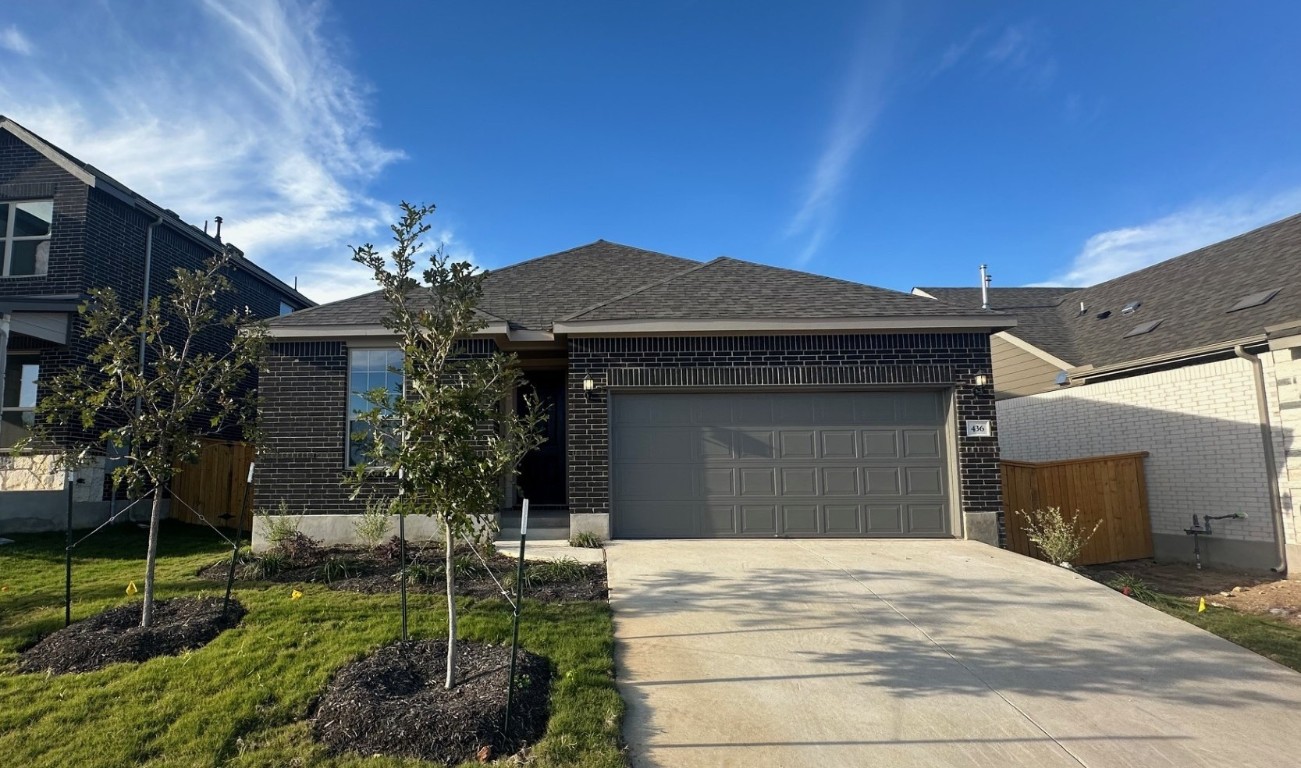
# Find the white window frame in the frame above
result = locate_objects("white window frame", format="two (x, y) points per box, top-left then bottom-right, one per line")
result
(1, 353), (40, 451)
(1, 199), (54, 278)
(346, 346), (405, 467)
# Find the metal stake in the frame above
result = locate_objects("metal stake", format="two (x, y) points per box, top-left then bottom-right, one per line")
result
(399, 511), (408, 641)
(223, 462), (255, 616)
(64, 479), (73, 627)
(504, 499), (529, 736)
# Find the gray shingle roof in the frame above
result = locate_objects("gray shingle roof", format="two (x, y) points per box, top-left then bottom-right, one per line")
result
(568, 257), (988, 321)
(916, 287), (1081, 362)
(919, 212), (1301, 369)
(270, 242), (997, 333)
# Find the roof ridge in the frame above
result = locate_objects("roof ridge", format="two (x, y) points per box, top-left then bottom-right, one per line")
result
(484, 239), (697, 279)
(556, 257), (724, 322)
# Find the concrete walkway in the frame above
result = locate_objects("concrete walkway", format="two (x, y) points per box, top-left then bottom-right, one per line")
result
(607, 539), (1301, 768)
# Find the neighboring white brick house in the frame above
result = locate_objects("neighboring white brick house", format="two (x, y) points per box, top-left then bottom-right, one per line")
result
(998, 357), (1293, 567)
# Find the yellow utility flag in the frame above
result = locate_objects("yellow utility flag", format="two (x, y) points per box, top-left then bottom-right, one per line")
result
(291, 589), (303, 601)
(1198, 597), (1207, 613)
(126, 581), (138, 595)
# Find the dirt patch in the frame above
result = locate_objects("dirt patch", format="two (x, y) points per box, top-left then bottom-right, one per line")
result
(18, 597), (246, 675)
(311, 639), (550, 765)
(199, 544), (607, 603)
(1083, 559), (1301, 625)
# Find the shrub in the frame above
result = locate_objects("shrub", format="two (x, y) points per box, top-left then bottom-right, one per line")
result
(376, 535), (409, 562)
(354, 498), (393, 550)
(395, 562), (443, 585)
(506, 557), (587, 590)
(321, 556), (363, 584)
(258, 500), (303, 548)
(272, 530), (321, 567)
(1016, 507), (1101, 566)
(241, 551), (287, 580)
(1108, 573), (1159, 602)
(568, 531), (604, 549)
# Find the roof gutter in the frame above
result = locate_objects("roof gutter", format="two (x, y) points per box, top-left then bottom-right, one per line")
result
(1067, 334), (1268, 383)
(1233, 344), (1288, 574)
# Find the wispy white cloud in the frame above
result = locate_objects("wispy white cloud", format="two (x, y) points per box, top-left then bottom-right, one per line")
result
(0, 0), (404, 304)
(785, 2), (901, 265)
(934, 21), (1055, 88)
(0, 25), (32, 55)
(1048, 191), (1301, 286)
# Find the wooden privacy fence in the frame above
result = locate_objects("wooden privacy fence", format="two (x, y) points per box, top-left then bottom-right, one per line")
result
(1001, 452), (1152, 566)
(170, 439), (255, 531)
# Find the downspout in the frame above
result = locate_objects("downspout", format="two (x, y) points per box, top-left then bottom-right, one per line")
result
(0, 313), (10, 419)
(1233, 345), (1289, 573)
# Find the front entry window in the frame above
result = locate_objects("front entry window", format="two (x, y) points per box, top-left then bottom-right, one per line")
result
(1, 359), (39, 449)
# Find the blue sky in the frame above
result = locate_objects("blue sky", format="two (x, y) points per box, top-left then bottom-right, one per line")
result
(3, 1), (1300, 304)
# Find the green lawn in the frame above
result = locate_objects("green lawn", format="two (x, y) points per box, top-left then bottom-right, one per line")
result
(0, 523), (625, 768)
(1137, 592), (1301, 673)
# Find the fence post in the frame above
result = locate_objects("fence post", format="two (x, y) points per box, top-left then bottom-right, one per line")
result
(224, 462), (255, 617)
(64, 478), (73, 627)
(504, 499), (529, 737)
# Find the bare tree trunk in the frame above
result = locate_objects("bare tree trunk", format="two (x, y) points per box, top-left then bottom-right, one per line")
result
(444, 516), (457, 689)
(140, 487), (165, 628)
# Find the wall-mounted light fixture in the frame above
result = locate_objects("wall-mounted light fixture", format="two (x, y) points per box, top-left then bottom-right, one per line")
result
(973, 373), (990, 387)
(582, 375), (596, 396)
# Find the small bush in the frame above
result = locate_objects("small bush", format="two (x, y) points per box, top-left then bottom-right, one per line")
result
(568, 531), (604, 549)
(321, 556), (363, 584)
(1016, 507), (1101, 566)
(1108, 573), (1160, 602)
(452, 553), (484, 580)
(272, 531), (321, 567)
(395, 562), (443, 585)
(258, 500), (303, 547)
(240, 551), (287, 580)
(507, 557), (587, 590)
(354, 498), (393, 549)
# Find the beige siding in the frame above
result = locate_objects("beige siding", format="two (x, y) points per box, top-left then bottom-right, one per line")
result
(991, 335), (1061, 399)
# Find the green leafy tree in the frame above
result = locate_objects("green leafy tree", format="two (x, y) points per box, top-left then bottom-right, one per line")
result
(349, 202), (545, 689)
(26, 251), (267, 627)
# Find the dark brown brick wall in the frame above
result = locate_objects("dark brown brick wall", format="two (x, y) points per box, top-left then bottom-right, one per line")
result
(566, 333), (1002, 534)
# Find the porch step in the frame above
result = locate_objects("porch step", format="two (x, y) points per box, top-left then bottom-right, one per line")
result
(496, 526), (570, 542)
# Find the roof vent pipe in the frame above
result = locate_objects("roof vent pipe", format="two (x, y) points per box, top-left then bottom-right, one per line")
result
(979, 264), (990, 310)
(214, 216), (223, 243)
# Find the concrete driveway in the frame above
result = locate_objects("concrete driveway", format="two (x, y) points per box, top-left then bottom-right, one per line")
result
(607, 539), (1301, 768)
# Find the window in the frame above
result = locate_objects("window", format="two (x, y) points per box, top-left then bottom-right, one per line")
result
(1, 200), (54, 277)
(348, 348), (403, 466)
(279, 301), (294, 316)
(1, 358), (39, 449)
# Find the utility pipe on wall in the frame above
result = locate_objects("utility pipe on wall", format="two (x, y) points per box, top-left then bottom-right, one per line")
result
(1233, 344), (1288, 574)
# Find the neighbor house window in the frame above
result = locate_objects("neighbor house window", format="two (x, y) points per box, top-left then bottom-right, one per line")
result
(348, 348), (403, 466)
(279, 301), (294, 316)
(1, 201), (54, 277)
(1, 358), (39, 450)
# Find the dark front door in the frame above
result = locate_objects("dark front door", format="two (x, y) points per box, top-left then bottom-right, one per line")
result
(515, 369), (567, 506)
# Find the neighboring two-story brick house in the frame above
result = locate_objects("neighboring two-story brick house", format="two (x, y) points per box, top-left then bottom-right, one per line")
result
(0, 116), (313, 532)
(257, 241), (1013, 546)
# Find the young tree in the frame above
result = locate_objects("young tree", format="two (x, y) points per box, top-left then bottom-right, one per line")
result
(27, 250), (267, 627)
(349, 202), (545, 689)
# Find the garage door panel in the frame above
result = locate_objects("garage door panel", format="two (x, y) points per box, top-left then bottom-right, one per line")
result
(736, 430), (775, 459)
(861, 430), (899, 458)
(904, 466), (945, 495)
(739, 468), (776, 496)
(820, 430), (857, 458)
(611, 392), (951, 538)
(741, 505), (777, 534)
(703, 505), (737, 535)
(908, 504), (946, 534)
(867, 505), (904, 533)
(864, 468), (901, 495)
(824, 504), (862, 534)
(822, 467), (860, 495)
(782, 505), (819, 534)
(780, 467), (817, 496)
(778, 430), (816, 459)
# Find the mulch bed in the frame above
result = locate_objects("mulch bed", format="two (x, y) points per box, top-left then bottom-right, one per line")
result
(199, 545), (607, 603)
(18, 597), (246, 675)
(311, 639), (551, 765)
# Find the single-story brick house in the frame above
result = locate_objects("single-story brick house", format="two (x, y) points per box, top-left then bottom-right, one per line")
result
(257, 241), (1013, 543)
(915, 212), (1301, 573)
